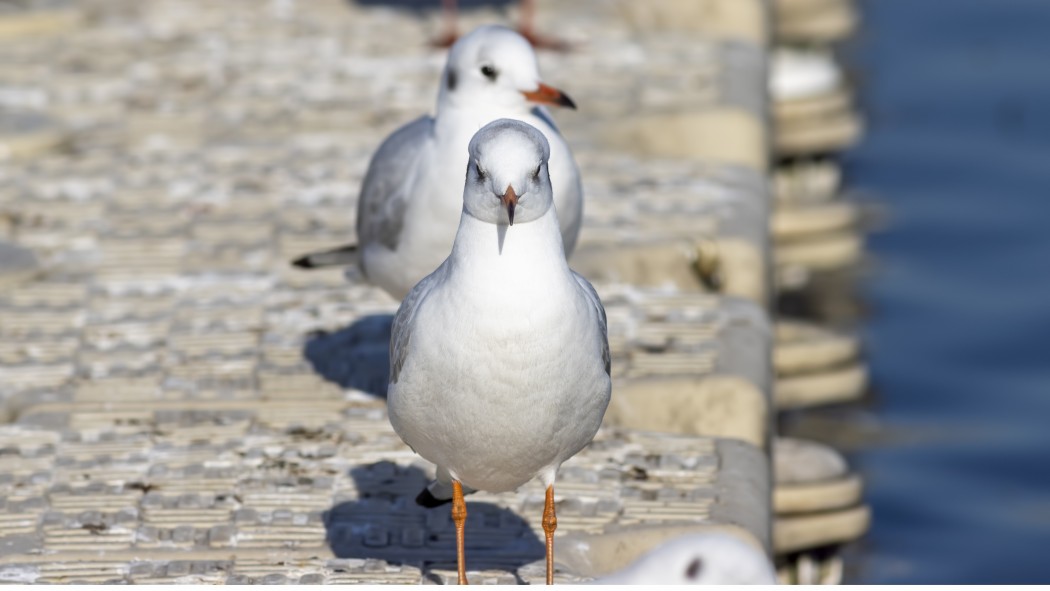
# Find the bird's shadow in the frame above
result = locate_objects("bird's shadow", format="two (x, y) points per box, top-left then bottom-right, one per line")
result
(323, 462), (545, 577)
(303, 314), (394, 399)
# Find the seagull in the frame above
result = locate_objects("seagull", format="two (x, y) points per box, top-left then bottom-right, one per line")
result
(386, 119), (611, 585)
(595, 533), (779, 585)
(432, 0), (571, 52)
(292, 25), (583, 301)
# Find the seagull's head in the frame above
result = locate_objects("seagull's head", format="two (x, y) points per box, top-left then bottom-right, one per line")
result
(463, 119), (553, 227)
(439, 25), (576, 112)
(596, 533), (779, 585)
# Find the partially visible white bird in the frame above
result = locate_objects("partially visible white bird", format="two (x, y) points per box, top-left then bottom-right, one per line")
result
(595, 533), (779, 585)
(292, 25), (583, 301)
(386, 119), (611, 585)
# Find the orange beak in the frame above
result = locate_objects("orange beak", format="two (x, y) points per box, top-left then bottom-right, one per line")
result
(521, 82), (577, 109)
(501, 185), (518, 226)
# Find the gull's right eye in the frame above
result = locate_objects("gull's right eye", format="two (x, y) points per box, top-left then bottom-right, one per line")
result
(474, 162), (486, 180)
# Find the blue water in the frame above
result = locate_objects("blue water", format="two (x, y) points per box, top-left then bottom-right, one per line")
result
(835, 0), (1050, 583)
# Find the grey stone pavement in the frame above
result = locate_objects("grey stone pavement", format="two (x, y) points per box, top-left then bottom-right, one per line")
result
(0, 0), (779, 583)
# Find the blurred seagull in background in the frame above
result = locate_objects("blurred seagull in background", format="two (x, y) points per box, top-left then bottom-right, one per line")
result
(386, 120), (611, 585)
(432, 0), (571, 51)
(595, 533), (779, 585)
(292, 25), (582, 301)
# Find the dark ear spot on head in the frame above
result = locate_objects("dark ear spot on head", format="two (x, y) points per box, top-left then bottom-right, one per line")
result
(685, 557), (703, 580)
(446, 69), (457, 91)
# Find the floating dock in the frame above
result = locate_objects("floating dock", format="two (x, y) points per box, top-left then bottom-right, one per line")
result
(0, 0), (869, 583)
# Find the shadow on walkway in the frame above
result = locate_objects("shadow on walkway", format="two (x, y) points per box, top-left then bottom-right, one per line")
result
(323, 462), (545, 577)
(303, 314), (394, 399)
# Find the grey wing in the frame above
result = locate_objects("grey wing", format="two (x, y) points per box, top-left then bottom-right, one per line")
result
(356, 115), (434, 251)
(530, 105), (561, 133)
(389, 268), (442, 384)
(572, 271), (611, 376)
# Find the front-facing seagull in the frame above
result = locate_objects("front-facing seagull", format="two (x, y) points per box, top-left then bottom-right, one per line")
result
(386, 120), (611, 585)
(293, 25), (583, 301)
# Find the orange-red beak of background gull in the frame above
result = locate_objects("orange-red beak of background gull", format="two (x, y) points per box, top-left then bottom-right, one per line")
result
(521, 82), (577, 109)
(502, 185), (518, 225)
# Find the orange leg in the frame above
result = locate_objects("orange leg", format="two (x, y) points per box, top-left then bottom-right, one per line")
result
(431, 0), (459, 48)
(519, 0), (535, 36)
(543, 485), (557, 585)
(452, 481), (468, 585)
(517, 0), (571, 52)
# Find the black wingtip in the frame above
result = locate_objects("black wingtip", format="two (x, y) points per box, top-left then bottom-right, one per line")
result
(415, 488), (452, 508)
(291, 254), (316, 269)
(289, 244), (359, 269)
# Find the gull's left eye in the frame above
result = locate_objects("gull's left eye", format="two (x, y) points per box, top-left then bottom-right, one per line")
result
(532, 165), (541, 179)
(480, 64), (498, 81)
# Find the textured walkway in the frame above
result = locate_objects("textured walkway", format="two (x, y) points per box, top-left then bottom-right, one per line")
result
(0, 0), (775, 583)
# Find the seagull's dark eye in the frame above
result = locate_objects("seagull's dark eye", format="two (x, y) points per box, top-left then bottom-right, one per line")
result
(480, 64), (498, 81)
(474, 162), (486, 180)
(685, 557), (703, 580)
(532, 165), (541, 179)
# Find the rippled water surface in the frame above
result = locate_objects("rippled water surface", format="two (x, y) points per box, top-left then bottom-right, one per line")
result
(832, 0), (1050, 583)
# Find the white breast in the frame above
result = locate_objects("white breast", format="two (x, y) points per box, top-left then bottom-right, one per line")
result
(386, 212), (609, 493)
